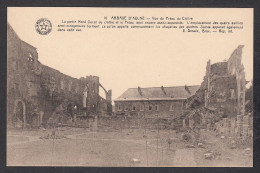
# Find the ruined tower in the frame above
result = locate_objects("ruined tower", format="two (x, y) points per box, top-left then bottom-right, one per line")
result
(84, 75), (100, 113)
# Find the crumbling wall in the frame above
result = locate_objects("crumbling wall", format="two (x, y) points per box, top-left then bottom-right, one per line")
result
(227, 45), (246, 116)
(7, 38), (84, 128)
(183, 45), (249, 138)
(210, 62), (228, 76)
(7, 23), (44, 127)
(97, 116), (174, 130)
(37, 65), (84, 125)
(7, 23), (112, 128)
(227, 45), (244, 75)
(80, 76), (112, 115)
(214, 114), (253, 138)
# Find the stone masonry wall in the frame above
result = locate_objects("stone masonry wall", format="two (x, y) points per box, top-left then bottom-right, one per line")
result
(7, 23), (112, 128)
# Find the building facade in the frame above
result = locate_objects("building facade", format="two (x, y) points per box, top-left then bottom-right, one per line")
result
(114, 86), (200, 118)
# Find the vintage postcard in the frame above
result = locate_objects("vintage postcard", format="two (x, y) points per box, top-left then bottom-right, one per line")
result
(7, 7), (253, 167)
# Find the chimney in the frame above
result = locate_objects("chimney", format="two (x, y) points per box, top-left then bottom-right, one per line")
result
(138, 86), (142, 96)
(185, 85), (191, 95)
(161, 86), (167, 95)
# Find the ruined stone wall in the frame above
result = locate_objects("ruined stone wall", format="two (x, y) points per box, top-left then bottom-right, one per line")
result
(227, 45), (246, 116)
(210, 62), (228, 76)
(7, 23), (43, 127)
(208, 75), (237, 118)
(7, 26), (85, 127)
(97, 116), (175, 130)
(185, 46), (245, 120)
(39, 65), (84, 120)
(183, 46), (248, 134)
(227, 45), (244, 75)
(7, 24), (112, 128)
(78, 75), (112, 115)
(82, 76), (100, 113)
(214, 114), (253, 138)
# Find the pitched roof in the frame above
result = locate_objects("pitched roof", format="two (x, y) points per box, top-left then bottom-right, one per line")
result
(115, 85), (200, 101)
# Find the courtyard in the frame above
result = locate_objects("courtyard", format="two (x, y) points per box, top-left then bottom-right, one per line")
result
(7, 126), (252, 167)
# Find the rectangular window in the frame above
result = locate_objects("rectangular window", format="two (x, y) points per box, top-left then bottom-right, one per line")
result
(140, 104), (144, 111)
(68, 82), (72, 91)
(118, 105), (121, 111)
(124, 105), (128, 111)
(132, 105), (136, 111)
(170, 105), (174, 111)
(60, 80), (65, 90)
(75, 85), (79, 93)
(148, 105), (153, 111)
(155, 105), (159, 111)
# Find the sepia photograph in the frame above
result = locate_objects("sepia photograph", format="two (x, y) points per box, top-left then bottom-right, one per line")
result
(6, 7), (253, 167)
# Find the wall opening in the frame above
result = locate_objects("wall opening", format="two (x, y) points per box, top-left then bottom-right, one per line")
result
(13, 99), (26, 128)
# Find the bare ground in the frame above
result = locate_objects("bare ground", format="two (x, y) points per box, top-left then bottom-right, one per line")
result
(7, 127), (252, 167)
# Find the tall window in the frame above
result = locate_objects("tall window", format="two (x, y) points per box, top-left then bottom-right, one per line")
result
(68, 81), (72, 91)
(132, 105), (136, 111)
(118, 105), (122, 111)
(148, 105), (153, 111)
(60, 79), (65, 90)
(75, 85), (79, 93)
(155, 105), (159, 111)
(93, 83), (95, 93)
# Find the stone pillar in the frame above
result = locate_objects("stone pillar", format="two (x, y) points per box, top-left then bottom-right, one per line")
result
(106, 90), (112, 102)
(205, 90), (208, 107)
(242, 115), (249, 137)
(93, 116), (98, 131)
(183, 119), (186, 128)
(230, 118), (236, 136)
(236, 114), (243, 137)
(73, 105), (77, 123)
(23, 115), (26, 128)
(39, 111), (44, 126)
(83, 91), (87, 108)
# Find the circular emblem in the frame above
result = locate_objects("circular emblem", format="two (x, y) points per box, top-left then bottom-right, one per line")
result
(35, 18), (52, 35)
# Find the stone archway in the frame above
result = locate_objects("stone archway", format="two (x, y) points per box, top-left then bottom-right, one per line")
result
(13, 99), (26, 128)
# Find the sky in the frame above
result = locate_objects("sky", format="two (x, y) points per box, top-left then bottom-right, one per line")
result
(7, 8), (253, 102)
